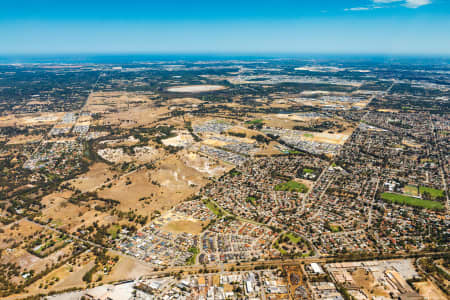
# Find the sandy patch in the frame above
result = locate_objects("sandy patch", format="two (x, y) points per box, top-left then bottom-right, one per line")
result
(0, 112), (63, 127)
(203, 138), (228, 147)
(167, 85), (227, 93)
(414, 281), (447, 300)
(162, 220), (203, 235)
(164, 97), (204, 105)
(301, 131), (351, 145)
(180, 151), (230, 177)
(162, 132), (194, 148)
(102, 254), (153, 282)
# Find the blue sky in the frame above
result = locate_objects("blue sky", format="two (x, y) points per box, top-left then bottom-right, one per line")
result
(0, 0), (449, 55)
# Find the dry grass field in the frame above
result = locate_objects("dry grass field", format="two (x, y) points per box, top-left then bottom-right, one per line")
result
(414, 281), (447, 300)
(351, 268), (390, 298)
(162, 220), (203, 234)
(67, 162), (119, 192)
(101, 106), (170, 128)
(25, 251), (95, 295)
(6, 134), (42, 145)
(84, 91), (155, 113)
(98, 153), (209, 215)
(0, 219), (43, 249)
(0, 112), (63, 127)
(39, 191), (118, 232)
(163, 97), (204, 106)
(102, 253), (153, 283)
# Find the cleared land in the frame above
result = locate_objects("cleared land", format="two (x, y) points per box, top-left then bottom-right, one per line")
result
(98, 154), (209, 215)
(162, 220), (203, 235)
(167, 85), (227, 93)
(67, 162), (118, 192)
(414, 281), (447, 300)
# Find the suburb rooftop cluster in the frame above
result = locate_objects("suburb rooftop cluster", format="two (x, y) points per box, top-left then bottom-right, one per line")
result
(0, 57), (448, 300)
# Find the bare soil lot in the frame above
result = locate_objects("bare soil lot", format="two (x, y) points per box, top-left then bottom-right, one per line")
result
(102, 253), (153, 282)
(414, 281), (447, 300)
(167, 85), (227, 93)
(162, 220), (203, 235)
(0, 112), (63, 127)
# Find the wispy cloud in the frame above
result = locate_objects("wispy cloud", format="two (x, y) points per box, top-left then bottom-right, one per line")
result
(402, 0), (431, 8)
(345, 0), (431, 11)
(344, 7), (370, 11)
(372, 0), (431, 8)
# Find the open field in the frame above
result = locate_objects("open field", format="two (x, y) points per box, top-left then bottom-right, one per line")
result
(0, 219), (43, 249)
(102, 253), (154, 283)
(40, 199), (117, 233)
(275, 180), (308, 193)
(6, 134), (42, 145)
(25, 252), (95, 295)
(162, 220), (203, 234)
(301, 130), (352, 145)
(414, 281), (447, 300)
(0, 112), (63, 127)
(167, 85), (227, 93)
(351, 268), (390, 298)
(67, 162), (118, 192)
(380, 192), (444, 210)
(84, 91), (155, 114)
(163, 97), (204, 106)
(100, 106), (170, 128)
(419, 186), (445, 199)
(162, 131), (194, 148)
(98, 154), (209, 215)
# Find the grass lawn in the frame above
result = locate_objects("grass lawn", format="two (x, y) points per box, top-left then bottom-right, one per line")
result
(275, 180), (308, 193)
(204, 200), (223, 217)
(272, 240), (287, 255)
(419, 186), (444, 199)
(186, 247), (199, 265)
(285, 232), (302, 244)
(246, 196), (257, 206)
(329, 224), (342, 232)
(381, 192), (444, 210)
(230, 170), (241, 177)
(246, 119), (264, 125)
(108, 225), (121, 239)
(303, 133), (314, 138)
(288, 150), (301, 154)
(303, 168), (314, 174)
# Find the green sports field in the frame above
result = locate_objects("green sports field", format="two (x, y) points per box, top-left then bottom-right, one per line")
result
(381, 192), (444, 210)
(275, 180), (308, 193)
(419, 186), (444, 199)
